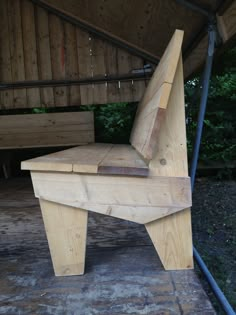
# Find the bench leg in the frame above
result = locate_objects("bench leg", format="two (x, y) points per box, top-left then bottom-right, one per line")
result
(39, 199), (88, 276)
(145, 208), (193, 270)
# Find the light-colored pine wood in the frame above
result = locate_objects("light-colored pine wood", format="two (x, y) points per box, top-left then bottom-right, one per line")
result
(98, 144), (148, 176)
(145, 55), (193, 270)
(130, 30), (184, 160)
(22, 143), (149, 176)
(0, 111), (94, 149)
(39, 199), (88, 276)
(21, 0), (41, 108)
(146, 208), (193, 270)
(36, 6), (54, 107)
(30, 171), (191, 224)
(22, 143), (112, 173)
(49, 14), (67, 106)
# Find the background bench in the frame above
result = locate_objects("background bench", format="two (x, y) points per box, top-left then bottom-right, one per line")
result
(0, 111), (94, 178)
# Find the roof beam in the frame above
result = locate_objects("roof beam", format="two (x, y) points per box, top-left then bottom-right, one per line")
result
(184, 0), (236, 79)
(175, 0), (211, 17)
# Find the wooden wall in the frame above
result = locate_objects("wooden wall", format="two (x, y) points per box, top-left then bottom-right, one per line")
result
(0, 0), (147, 110)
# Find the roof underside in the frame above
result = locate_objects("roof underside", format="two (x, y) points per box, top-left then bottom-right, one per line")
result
(41, 0), (234, 63)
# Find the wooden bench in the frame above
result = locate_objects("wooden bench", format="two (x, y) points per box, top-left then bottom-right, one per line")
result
(22, 30), (194, 276)
(0, 111), (94, 177)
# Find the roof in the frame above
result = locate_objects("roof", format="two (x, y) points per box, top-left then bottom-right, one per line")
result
(36, 0), (236, 78)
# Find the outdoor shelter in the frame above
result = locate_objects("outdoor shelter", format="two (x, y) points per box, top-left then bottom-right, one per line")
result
(0, 0), (236, 314)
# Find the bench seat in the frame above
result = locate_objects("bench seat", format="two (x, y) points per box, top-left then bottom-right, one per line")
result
(21, 30), (194, 276)
(22, 143), (149, 176)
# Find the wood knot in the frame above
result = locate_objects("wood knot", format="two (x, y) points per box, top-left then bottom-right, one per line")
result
(160, 158), (167, 165)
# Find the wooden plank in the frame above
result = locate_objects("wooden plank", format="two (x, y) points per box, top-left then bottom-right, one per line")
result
(117, 48), (133, 103)
(130, 83), (172, 160)
(146, 56), (193, 270)
(76, 28), (93, 105)
(39, 199), (88, 276)
(130, 55), (146, 102)
(91, 37), (107, 104)
(7, 0), (27, 108)
(21, 0), (41, 108)
(146, 208), (193, 269)
(36, 6), (54, 107)
(64, 22), (81, 106)
(98, 144), (148, 176)
(30, 171), (191, 224)
(0, 131), (94, 149)
(22, 143), (112, 173)
(0, 0), (14, 109)
(105, 44), (120, 103)
(49, 14), (67, 106)
(22, 143), (148, 176)
(149, 57), (188, 177)
(130, 30), (184, 160)
(0, 111), (94, 149)
(217, 0), (236, 42)
(184, 35), (208, 79)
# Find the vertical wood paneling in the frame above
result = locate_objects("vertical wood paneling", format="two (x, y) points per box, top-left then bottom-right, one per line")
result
(64, 22), (80, 106)
(21, 0), (41, 107)
(131, 55), (145, 102)
(0, 1), (147, 109)
(76, 28), (93, 105)
(7, 0), (27, 108)
(91, 37), (107, 104)
(105, 44), (120, 104)
(49, 14), (67, 106)
(0, 0), (14, 108)
(36, 6), (54, 107)
(117, 48), (134, 103)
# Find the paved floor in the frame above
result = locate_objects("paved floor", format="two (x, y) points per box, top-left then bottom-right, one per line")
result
(0, 178), (216, 315)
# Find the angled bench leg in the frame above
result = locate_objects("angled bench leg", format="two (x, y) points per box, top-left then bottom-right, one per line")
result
(39, 199), (88, 276)
(145, 208), (193, 270)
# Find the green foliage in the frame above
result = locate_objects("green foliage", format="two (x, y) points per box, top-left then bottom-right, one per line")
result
(93, 103), (137, 143)
(185, 46), (236, 165)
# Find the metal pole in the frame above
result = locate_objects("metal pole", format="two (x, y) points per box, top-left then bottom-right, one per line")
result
(190, 22), (236, 315)
(194, 248), (236, 315)
(190, 23), (216, 190)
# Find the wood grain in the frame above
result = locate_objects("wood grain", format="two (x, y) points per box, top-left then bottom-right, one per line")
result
(0, 0), (14, 108)
(130, 30), (184, 160)
(21, 0), (41, 107)
(7, 0), (27, 108)
(22, 143), (149, 176)
(146, 56), (194, 270)
(36, 6), (54, 107)
(30, 171), (191, 224)
(0, 111), (94, 149)
(39, 199), (88, 276)
(49, 14), (67, 106)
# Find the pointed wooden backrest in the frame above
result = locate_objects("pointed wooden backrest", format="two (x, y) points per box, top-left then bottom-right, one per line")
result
(130, 30), (184, 160)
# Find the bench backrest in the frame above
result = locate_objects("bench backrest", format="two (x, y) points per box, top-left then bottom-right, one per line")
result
(0, 111), (94, 149)
(130, 30), (184, 160)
